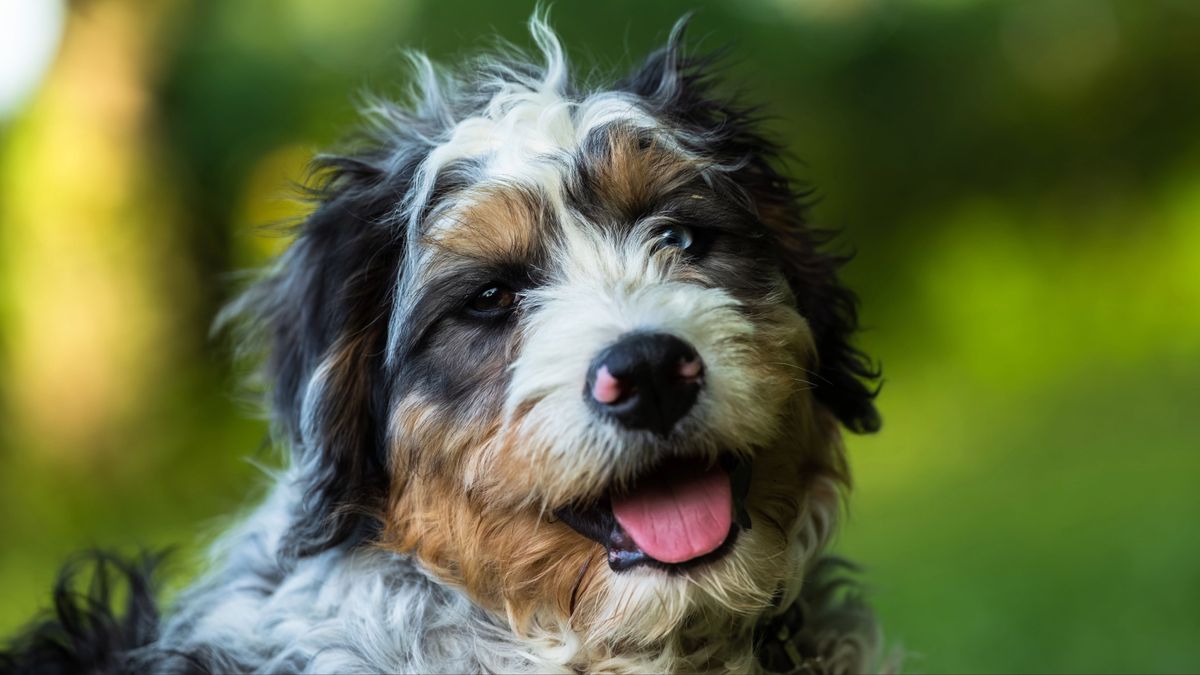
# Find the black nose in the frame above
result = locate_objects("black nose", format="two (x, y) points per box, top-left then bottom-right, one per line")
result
(585, 333), (704, 436)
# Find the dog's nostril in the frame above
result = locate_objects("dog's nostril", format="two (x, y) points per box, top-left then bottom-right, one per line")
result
(584, 333), (704, 436)
(679, 354), (703, 380)
(591, 365), (625, 405)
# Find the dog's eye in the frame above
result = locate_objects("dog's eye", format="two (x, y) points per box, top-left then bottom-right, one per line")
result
(654, 224), (695, 252)
(467, 283), (519, 316)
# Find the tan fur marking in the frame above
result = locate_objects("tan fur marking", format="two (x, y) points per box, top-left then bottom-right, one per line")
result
(425, 187), (542, 261)
(588, 129), (697, 219)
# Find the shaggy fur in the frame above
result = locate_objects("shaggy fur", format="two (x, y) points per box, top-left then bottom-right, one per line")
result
(1, 14), (883, 674)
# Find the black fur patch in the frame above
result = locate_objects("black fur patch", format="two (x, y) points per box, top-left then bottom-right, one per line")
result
(0, 551), (164, 675)
(754, 557), (882, 674)
(233, 146), (414, 558)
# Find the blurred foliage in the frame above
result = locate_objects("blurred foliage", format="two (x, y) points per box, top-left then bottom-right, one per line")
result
(1, 0), (1197, 672)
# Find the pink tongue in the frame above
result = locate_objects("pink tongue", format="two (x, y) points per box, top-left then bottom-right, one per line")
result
(611, 462), (732, 564)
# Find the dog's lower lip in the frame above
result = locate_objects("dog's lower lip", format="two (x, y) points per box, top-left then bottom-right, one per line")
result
(555, 455), (752, 573)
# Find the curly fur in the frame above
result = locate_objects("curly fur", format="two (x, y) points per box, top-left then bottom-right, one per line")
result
(1, 14), (884, 674)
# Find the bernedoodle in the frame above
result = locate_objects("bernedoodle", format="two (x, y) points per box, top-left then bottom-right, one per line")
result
(0, 14), (886, 674)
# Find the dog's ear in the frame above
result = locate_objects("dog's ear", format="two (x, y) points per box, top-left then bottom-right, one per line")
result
(235, 153), (409, 558)
(752, 199), (883, 435)
(623, 19), (882, 434)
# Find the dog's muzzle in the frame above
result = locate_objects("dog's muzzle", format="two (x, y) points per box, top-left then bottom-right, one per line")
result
(563, 334), (752, 571)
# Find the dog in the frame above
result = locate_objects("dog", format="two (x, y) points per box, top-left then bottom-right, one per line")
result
(0, 14), (883, 674)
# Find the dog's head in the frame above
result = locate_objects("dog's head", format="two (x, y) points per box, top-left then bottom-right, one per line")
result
(233, 16), (879, 663)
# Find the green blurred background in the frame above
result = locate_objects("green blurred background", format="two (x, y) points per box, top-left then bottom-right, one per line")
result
(1, 0), (1197, 672)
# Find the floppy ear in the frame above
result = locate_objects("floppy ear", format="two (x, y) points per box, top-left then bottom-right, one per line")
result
(623, 20), (882, 434)
(749, 194), (883, 434)
(238, 153), (409, 558)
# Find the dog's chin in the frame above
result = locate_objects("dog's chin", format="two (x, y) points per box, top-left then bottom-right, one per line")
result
(555, 454), (753, 573)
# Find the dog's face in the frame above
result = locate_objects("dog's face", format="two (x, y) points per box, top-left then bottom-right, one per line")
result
(387, 123), (824, 641)
(238, 20), (878, 661)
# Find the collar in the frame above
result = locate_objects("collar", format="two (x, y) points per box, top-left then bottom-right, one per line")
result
(754, 596), (829, 674)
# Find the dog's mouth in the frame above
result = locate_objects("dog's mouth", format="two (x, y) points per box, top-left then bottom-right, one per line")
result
(555, 455), (752, 572)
